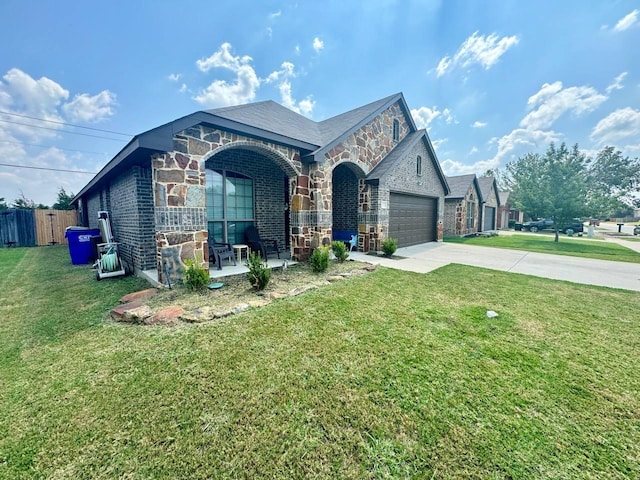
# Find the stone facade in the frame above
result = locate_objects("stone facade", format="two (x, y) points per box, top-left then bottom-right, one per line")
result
(444, 196), (479, 236)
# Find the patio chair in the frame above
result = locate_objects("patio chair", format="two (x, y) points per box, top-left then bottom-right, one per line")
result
(245, 225), (280, 259)
(208, 241), (237, 270)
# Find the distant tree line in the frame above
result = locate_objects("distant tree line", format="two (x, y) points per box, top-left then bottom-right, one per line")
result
(0, 187), (75, 211)
(486, 144), (640, 242)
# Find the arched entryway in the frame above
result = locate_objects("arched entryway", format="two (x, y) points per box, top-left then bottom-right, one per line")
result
(205, 146), (295, 252)
(332, 162), (364, 248)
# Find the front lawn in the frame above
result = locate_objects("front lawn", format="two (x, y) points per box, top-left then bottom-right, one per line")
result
(1, 247), (639, 478)
(445, 233), (640, 263)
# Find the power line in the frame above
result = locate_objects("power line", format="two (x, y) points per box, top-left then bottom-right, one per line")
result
(0, 110), (133, 136)
(0, 118), (129, 142)
(0, 162), (97, 174)
(1, 139), (110, 156)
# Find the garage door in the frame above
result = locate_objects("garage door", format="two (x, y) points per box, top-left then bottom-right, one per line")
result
(389, 193), (437, 247)
(484, 206), (496, 231)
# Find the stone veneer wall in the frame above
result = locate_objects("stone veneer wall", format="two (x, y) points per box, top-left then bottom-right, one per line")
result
(305, 102), (411, 252)
(153, 125), (302, 280)
(444, 196), (479, 237)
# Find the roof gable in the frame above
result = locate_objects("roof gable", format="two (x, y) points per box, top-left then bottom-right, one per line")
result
(445, 174), (480, 200)
(477, 176), (501, 205)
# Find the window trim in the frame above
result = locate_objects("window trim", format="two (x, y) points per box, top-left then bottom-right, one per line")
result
(392, 119), (400, 142)
(205, 168), (255, 243)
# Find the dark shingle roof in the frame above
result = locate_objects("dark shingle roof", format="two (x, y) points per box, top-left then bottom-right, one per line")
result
(477, 176), (500, 204)
(445, 174), (478, 199)
(205, 100), (323, 146)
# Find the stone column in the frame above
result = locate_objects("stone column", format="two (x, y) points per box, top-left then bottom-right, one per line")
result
(153, 152), (208, 283)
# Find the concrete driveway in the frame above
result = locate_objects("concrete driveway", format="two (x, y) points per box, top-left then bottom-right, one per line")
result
(350, 241), (640, 292)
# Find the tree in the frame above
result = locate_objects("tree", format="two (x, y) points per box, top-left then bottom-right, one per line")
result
(506, 142), (589, 242)
(12, 192), (48, 209)
(52, 187), (75, 210)
(586, 146), (640, 218)
(481, 168), (507, 191)
(0, 197), (8, 211)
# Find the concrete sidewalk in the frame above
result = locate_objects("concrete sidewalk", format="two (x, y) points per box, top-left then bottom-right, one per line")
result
(350, 241), (640, 292)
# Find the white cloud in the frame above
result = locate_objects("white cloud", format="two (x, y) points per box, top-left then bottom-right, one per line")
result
(279, 80), (314, 116)
(605, 71), (627, 94)
(590, 107), (640, 145)
(411, 106), (441, 129)
(313, 37), (324, 53)
(430, 138), (448, 150)
(440, 157), (500, 176)
(295, 45), (300, 55)
(442, 108), (456, 124)
(268, 10), (281, 19)
(435, 31), (519, 77)
(265, 61), (295, 83)
(62, 91), (117, 123)
(193, 43), (260, 107)
(614, 9), (639, 32)
(0, 68), (68, 121)
(468, 146), (478, 155)
(179, 83), (187, 93)
(520, 81), (607, 130)
(472, 121), (487, 128)
(168, 73), (181, 82)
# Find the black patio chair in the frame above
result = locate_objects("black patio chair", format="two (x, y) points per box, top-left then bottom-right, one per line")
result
(245, 225), (280, 259)
(208, 241), (237, 270)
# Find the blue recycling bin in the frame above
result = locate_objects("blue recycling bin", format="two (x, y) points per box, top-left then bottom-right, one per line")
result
(65, 227), (101, 265)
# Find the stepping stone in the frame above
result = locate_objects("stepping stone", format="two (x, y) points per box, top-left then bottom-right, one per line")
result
(144, 306), (185, 326)
(119, 288), (157, 304)
(110, 300), (144, 320)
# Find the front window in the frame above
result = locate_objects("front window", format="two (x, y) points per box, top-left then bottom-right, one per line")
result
(393, 119), (400, 142)
(466, 201), (475, 229)
(206, 169), (254, 244)
(416, 155), (422, 176)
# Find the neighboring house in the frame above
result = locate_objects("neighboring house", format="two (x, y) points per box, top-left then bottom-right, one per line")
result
(477, 176), (501, 231)
(497, 191), (523, 228)
(443, 174), (482, 236)
(72, 93), (450, 282)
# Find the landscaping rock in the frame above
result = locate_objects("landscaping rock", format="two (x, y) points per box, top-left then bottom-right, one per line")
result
(110, 300), (143, 320)
(119, 288), (157, 304)
(363, 264), (377, 272)
(232, 303), (250, 314)
(326, 275), (344, 282)
(144, 306), (185, 326)
(288, 285), (316, 296)
(122, 305), (153, 323)
(268, 292), (287, 300)
(180, 306), (215, 323)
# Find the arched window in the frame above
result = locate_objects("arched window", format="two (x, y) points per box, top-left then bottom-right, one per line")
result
(206, 169), (254, 244)
(392, 119), (400, 142)
(416, 155), (422, 176)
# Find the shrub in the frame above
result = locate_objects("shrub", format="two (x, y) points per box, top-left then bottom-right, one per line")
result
(310, 246), (330, 272)
(182, 259), (210, 290)
(246, 251), (271, 290)
(331, 240), (349, 262)
(381, 237), (397, 257)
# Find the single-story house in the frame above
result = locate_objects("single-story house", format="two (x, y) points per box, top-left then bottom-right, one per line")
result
(497, 191), (523, 228)
(477, 176), (500, 231)
(443, 174), (482, 236)
(72, 92), (450, 282)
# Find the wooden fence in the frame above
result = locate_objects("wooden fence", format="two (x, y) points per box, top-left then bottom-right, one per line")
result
(0, 209), (79, 247)
(34, 209), (79, 246)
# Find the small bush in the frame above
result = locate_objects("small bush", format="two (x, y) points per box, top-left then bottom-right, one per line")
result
(381, 237), (397, 257)
(246, 251), (271, 290)
(331, 240), (349, 262)
(310, 246), (330, 272)
(182, 259), (210, 290)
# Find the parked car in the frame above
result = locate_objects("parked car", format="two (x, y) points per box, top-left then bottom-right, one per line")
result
(634, 225), (640, 236)
(521, 218), (554, 232)
(522, 218), (584, 234)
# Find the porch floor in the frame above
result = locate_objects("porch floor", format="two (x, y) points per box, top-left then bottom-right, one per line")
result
(140, 257), (296, 287)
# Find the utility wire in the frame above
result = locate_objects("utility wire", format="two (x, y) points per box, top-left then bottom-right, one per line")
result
(0, 162), (97, 174)
(0, 110), (133, 136)
(1, 139), (110, 156)
(0, 119), (128, 141)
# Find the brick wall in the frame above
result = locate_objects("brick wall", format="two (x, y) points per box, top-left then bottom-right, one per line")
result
(110, 165), (156, 271)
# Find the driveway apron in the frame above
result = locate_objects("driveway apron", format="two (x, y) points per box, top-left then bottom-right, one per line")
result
(350, 242), (640, 292)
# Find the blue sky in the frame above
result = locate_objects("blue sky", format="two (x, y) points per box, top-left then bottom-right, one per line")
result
(1, 0), (639, 206)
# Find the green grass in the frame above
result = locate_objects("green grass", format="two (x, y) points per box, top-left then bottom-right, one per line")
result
(445, 233), (640, 263)
(1, 247), (639, 478)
